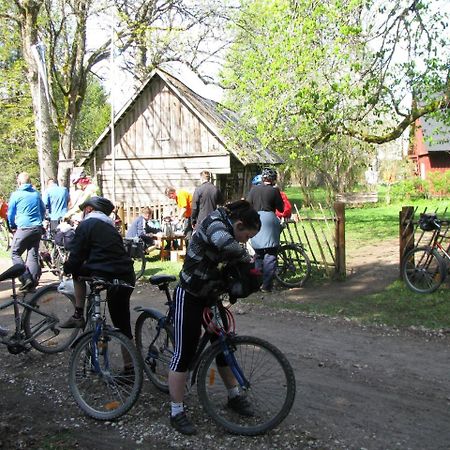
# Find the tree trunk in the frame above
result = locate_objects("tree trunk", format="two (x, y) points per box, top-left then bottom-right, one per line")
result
(17, 0), (56, 188)
(57, 124), (75, 187)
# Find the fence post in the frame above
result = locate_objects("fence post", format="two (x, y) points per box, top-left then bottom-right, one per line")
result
(334, 201), (346, 279)
(399, 206), (414, 278)
(117, 203), (126, 236)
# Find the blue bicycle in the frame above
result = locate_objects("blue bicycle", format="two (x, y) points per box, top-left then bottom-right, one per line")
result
(135, 275), (296, 435)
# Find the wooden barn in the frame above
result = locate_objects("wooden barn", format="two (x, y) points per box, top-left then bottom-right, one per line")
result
(80, 68), (282, 206)
(409, 116), (450, 179)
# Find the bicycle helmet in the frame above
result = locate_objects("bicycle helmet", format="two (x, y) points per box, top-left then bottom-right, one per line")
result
(261, 167), (277, 183)
(418, 213), (440, 231)
(71, 170), (87, 184)
(79, 196), (115, 216)
(252, 174), (262, 185)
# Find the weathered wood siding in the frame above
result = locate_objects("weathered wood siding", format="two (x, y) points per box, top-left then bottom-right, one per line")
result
(87, 75), (232, 205)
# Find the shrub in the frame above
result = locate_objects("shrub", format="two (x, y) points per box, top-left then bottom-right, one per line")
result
(427, 170), (450, 198)
(390, 178), (428, 202)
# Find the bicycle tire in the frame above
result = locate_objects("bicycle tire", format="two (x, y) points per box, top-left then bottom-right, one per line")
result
(135, 311), (174, 393)
(69, 329), (143, 420)
(402, 246), (446, 294)
(275, 243), (311, 288)
(23, 284), (79, 353)
(132, 247), (146, 280)
(197, 335), (296, 435)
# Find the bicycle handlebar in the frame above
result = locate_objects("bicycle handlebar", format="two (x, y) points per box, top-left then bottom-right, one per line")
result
(77, 276), (134, 290)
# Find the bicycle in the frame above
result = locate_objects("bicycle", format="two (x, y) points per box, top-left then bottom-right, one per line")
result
(123, 237), (148, 280)
(67, 276), (143, 420)
(275, 241), (311, 288)
(402, 213), (450, 294)
(0, 263), (77, 354)
(134, 275), (296, 435)
(39, 231), (69, 278)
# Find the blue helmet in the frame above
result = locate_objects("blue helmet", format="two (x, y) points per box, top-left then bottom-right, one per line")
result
(252, 174), (262, 185)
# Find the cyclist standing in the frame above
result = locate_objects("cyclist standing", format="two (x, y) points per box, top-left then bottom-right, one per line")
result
(246, 168), (284, 293)
(60, 196), (135, 345)
(7, 172), (45, 292)
(168, 200), (261, 435)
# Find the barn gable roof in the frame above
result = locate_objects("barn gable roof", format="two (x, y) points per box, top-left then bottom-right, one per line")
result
(82, 68), (283, 166)
(419, 116), (450, 152)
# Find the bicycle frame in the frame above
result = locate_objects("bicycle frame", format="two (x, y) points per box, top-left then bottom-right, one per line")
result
(0, 282), (61, 348)
(138, 296), (251, 391)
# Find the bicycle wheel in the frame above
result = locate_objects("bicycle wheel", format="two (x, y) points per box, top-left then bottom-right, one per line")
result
(275, 243), (311, 288)
(402, 246), (446, 294)
(23, 284), (79, 353)
(132, 247), (146, 280)
(69, 329), (143, 420)
(197, 335), (296, 435)
(0, 221), (10, 252)
(135, 311), (174, 392)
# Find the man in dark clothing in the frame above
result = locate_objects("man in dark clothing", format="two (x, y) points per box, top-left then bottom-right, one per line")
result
(7, 172), (46, 291)
(126, 206), (161, 246)
(246, 168), (284, 292)
(191, 171), (224, 229)
(60, 196), (135, 338)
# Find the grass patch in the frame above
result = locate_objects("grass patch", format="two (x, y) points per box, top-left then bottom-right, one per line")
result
(243, 280), (450, 330)
(139, 251), (182, 278)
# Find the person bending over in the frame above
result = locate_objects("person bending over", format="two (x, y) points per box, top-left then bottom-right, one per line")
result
(168, 200), (261, 435)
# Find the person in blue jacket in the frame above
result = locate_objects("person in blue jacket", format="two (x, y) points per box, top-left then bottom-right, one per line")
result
(42, 178), (69, 232)
(7, 172), (45, 291)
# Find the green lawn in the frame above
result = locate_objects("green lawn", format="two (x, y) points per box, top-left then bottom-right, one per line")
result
(242, 280), (450, 329)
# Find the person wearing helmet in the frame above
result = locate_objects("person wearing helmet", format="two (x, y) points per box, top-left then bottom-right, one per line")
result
(246, 168), (284, 293)
(64, 170), (99, 220)
(251, 174), (262, 186)
(60, 196), (135, 340)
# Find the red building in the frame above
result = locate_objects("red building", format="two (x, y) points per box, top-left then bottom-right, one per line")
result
(409, 116), (450, 179)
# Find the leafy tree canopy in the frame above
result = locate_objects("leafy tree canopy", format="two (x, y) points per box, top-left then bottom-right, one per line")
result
(222, 0), (450, 157)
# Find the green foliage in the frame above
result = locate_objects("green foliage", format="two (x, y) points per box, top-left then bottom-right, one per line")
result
(426, 170), (450, 198)
(0, 17), (39, 196)
(222, 0), (450, 193)
(73, 76), (111, 159)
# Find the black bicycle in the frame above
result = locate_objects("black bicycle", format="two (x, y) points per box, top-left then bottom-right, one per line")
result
(0, 264), (77, 354)
(135, 275), (296, 435)
(68, 277), (143, 420)
(123, 237), (147, 280)
(275, 242), (311, 288)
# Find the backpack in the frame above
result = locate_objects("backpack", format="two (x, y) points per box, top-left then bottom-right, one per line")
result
(54, 229), (75, 250)
(222, 261), (263, 300)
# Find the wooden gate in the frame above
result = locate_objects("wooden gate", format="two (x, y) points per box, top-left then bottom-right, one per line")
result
(281, 202), (346, 278)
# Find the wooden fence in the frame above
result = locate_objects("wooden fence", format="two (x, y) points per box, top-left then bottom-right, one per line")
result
(117, 200), (346, 278)
(281, 202), (345, 278)
(399, 204), (450, 276)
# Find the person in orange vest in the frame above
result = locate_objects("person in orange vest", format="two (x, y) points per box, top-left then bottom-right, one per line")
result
(165, 186), (193, 242)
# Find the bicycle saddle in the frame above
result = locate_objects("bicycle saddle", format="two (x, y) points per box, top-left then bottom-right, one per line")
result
(0, 264), (26, 282)
(149, 275), (176, 286)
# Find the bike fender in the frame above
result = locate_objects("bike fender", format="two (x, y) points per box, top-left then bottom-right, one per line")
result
(134, 306), (165, 318)
(70, 330), (93, 349)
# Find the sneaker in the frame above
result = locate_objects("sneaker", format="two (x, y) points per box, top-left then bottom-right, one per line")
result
(170, 411), (197, 435)
(60, 315), (85, 328)
(227, 395), (254, 417)
(0, 326), (9, 338)
(260, 287), (272, 293)
(19, 277), (34, 292)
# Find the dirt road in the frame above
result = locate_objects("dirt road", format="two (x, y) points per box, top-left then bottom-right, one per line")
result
(0, 242), (449, 450)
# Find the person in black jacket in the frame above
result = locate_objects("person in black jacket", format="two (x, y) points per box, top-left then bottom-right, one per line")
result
(246, 168), (284, 292)
(60, 196), (135, 339)
(191, 170), (224, 229)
